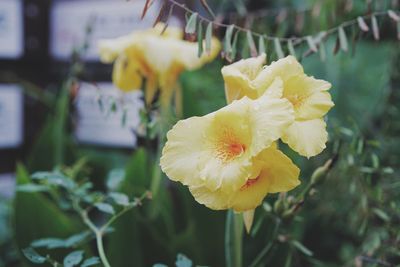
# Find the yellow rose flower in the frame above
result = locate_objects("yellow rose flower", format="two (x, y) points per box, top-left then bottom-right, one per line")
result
(160, 79), (300, 211)
(98, 23), (221, 106)
(221, 54), (334, 158)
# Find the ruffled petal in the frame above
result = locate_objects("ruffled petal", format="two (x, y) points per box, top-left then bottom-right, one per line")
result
(221, 54), (266, 103)
(189, 185), (233, 210)
(283, 75), (333, 120)
(282, 119), (328, 158)
(254, 55), (303, 96)
(160, 116), (214, 187)
(230, 147), (300, 212)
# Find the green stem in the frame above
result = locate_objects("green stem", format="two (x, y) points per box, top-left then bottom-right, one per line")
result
(95, 231), (111, 267)
(225, 210), (243, 267)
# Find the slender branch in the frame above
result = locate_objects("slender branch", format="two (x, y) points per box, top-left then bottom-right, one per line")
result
(164, 0), (396, 44)
(95, 232), (112, 267)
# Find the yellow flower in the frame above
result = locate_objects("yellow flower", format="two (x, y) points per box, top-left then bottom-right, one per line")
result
(160, 79), (294, 196)
(221, 55), (334, 158)
(190, 145), (300, 212)
(98, 23), (221, 106)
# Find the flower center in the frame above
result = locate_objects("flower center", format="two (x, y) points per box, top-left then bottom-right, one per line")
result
(240, 176), (260, 191)
(287, 94), (306, 108)
(215, 127), (246, 162)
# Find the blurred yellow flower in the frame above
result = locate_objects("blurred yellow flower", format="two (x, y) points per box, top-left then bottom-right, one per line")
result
(98, 23), (221, 106)
(160, 80), (295, 203)
(221, 54), (334, 158)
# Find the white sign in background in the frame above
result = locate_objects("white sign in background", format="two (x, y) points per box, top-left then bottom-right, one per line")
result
(75, 82), (143, 148)
(0, 85), (23, 148)
(50, 0), (161, 60)
(0, 0), (23, 58)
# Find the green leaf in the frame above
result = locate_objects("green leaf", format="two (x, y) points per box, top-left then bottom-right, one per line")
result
(185, 13), (198, 34)
(397, 21), (400, 40)
(224, 25), (234, 55)
(338, 27), (348, 52)
(357, 17), (369, 32)
(197, 21), (204, 57)
(371, 15), (380, 40)
(106, 169), (125, 190)
(274, 38), (284, 59)
(80, 257), (100, 267)
(205, 22), (213, 54)
(306, 36), (318, 52)
(14, 164), (83, 264)
(65, 231), (91, 247)
(388, 10), (400, 22)
(94, 203), (115, 215)
(246, 30), (257, 57)
(22, 247), (46, 264)
(230, 31), (240, 60)
(153, 264), (168, 267)
(292, 240), (313, 256)
(64, 250), (84, 267)
(176, 253), (193, 267)
(287, 39), (296, 58)
(31, 238), (65, 249)
(17, 184), (49, 193)
(109, 192), (130, 206)
(258, 36), (265, 55)
(372, 208), (390, 222)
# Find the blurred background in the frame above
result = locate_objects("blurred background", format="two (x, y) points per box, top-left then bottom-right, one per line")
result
(0, 0), (399, 266)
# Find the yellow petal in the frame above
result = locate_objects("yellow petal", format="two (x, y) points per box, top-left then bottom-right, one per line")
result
(161, 94), (294, 193)
(254, 55), (303, 96)
(112, 55), (142, 91)
(144, 73), (158, 105)
(160, 116), (214, 188)
(221, 54), (266, 103)
(283, 75), (333, 120)
(249, 95), (294, 157)
(231, 147), (300, 212)
(152, 23), (184, 39)
(98, 33), (136, 63)
(189, 185), (233, 210)
(282, 119), (328, 158)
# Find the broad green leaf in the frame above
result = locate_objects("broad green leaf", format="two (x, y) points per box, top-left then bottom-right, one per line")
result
(371, 15), (379, 40)
(292, 240), (313, 256)
(205, 22), (213, 54)
(94, 203), (115, 215)
(64, 250), (84, 267)
(287, 39), (296, 58)
(176, 253), (193, 267)
(274, 38), (284, 59)
(197, 22), (204, 57)
(246, 30), (257, 57)
(109, 192), (130, 206)
(357, 17), (369, 31)
(80, 257), (100, 267)
(306, 36), (317, 52)
(185, 13), (198, 34)
(22, 247), (46, 264)
(17, 184), (49, 193)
